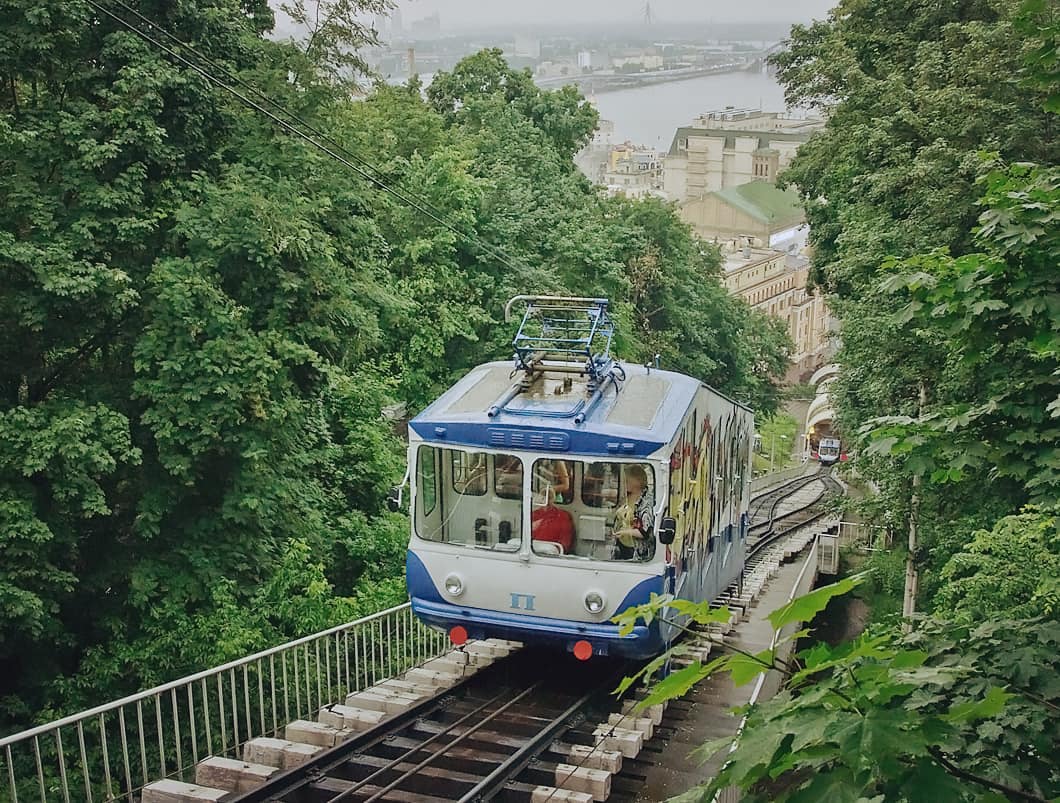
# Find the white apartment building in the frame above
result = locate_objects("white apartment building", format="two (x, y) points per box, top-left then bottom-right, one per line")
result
(663, 109), (824, 201)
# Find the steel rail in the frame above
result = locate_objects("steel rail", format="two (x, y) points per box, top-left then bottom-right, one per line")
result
(747, 469), (827, 535)
(357, 684), (541, 803)
(458, 663), (630, 803)
(747, 474), (842, 560)
(228, 665), (497, 803)
(324, 686), (517, 803)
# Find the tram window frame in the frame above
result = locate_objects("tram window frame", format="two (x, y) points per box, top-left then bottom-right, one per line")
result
(567, 460), (658, 562)
(451, 450), (487, 496)
(418, 445), (437, 517)
(415, 447), (524, 546)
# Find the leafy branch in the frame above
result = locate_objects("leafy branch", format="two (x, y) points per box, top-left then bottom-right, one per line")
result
(614, 580), (1058, 802)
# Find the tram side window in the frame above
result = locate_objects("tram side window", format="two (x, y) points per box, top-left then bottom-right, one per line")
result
(451, 451), (487, 496)
(559, 461), (656, 562)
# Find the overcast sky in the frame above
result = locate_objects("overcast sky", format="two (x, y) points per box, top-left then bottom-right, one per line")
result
(390, 0), (837, 27)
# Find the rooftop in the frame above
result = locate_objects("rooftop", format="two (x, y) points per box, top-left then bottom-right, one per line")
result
(409, 361), (715, 457)
(723, 247), (787, 274)
(709, 182), (805, 228)
(666, 113), (824, 157)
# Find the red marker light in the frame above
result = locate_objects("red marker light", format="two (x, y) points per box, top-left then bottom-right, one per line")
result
(449, 626), (468, 646)
(573, 640), (593, 661)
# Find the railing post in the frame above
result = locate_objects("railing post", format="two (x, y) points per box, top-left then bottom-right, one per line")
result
(0, 603), (453, 800)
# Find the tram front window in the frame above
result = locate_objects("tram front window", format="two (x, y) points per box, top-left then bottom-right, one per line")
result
(533, 459), (657, 561)
(415, 446), (523, 549)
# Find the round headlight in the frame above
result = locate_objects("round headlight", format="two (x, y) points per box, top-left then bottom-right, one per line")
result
(444, 574), (464, 597)
(584, 591), (606, 614)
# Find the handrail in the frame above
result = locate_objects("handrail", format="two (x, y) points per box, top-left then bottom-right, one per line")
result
(0, 601), (411, 748)
(503, 295), (609, 322)
(1, 601), (449, 802)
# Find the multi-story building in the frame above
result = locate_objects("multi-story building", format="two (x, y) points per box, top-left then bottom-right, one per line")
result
(721, 245), (833, 380)
(574, 117), (615, 183)
(601, 143), (663, 198)
(679, 180), (807, 248)
(513, 36), (541, 60)
(663, 109), (824, 201)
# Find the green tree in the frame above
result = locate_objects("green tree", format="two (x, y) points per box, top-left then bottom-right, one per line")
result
(0, 0), (405, 723)
(0, 4), (792, 732)
(934, 507), (1059, 622)
(617, 582), (1060, 803)
(427, 48), (599, 160)
(771, 0), (1060, 619)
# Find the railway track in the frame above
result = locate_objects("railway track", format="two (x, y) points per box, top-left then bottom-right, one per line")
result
(229, 652), (636, 803)
(747, 467), (824, 525)
(747, 466), (840, 544)
(150, 477), (843, 803)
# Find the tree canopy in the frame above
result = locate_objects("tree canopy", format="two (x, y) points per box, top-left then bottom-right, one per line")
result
(638, 1), (1060, 799)
(0, 0), (790, 728)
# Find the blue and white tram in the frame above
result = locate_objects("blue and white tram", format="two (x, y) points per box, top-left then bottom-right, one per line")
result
(403, 297), (754, 659)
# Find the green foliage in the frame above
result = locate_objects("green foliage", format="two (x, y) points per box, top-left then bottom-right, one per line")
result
(697, 618), (1060, 803)
(612, 574), (867, 700)
(0, 3), (791, 732)
(426, 48), (599, 160)
(625, 583), (1060, 802)
(772, 0), (1059, 515)
(279, 0), (391, 85)
(935, 507), (1060, 622)
(753, 412), (799, 474)
(861, 160), (1060, 500)
(651, 4), (1060, 801)
(771, 0), (1059, 623)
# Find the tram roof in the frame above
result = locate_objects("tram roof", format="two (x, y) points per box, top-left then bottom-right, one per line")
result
(409, 361), (739, 458)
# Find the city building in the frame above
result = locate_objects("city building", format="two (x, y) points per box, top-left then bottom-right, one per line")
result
(535, 60), (580, 79)
(577, 51), (592, 70)
(679, 181), (805, 247)
(721, 245), (833, 380)
(601, 142), (663, 197)
(574, 117), (614, 183)
(663, 109), (824, 201)
(409, 12), (440, 38)
(612, 54), (665, 71)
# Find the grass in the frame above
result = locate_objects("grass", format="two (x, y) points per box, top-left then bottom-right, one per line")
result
(752, 412), (800, 475)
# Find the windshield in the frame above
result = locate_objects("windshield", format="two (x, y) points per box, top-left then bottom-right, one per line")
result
(531, 458), (656, 561)
(415, 446), (524, 550)
(414, 447), (657, 561)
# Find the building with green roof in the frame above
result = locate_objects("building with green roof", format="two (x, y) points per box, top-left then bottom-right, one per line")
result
(679, 181), (806, 246)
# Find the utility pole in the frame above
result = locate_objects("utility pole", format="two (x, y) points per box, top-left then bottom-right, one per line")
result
(902, 381), (927, 632)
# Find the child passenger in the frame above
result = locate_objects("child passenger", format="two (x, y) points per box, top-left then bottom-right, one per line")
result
(612, 465), (654, 560)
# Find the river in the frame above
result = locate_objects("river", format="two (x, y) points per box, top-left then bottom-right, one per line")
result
(590, 69), (789, 150)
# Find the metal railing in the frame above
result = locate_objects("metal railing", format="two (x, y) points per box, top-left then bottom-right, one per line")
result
(715, 535), (820, 803)
(0, 602), (448, 802)
(836, 520), (890, 550)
